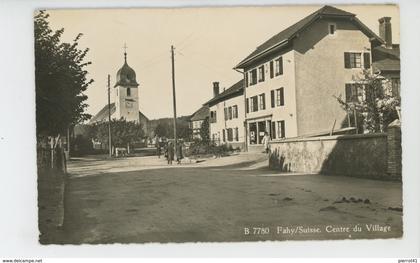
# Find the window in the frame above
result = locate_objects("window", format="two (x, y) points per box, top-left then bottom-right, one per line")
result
(329, 23), (336, 35)
(276, 88), (284, 106)
(127, 88), (131, 96)
(344, 52), (362, 68)
(228, 106), (233, 120)
(246, 98), (249, 113)
(210, 111), (217, 123)
(250, 96), (258, 112)
(391, 78), (401, 97)
(235, 127), (239, 141)
(271, 121), (276, 139)
(258, 65), (265, 82)
(232, 105), (238, 118)
(259, 93), (266, 110)
(227, 128), (233, 142)
(270, 61), (274, 78)
(277, 120), (285, 138)
(345, 83), (363, 103)
(275, 57), (283, 76)
(249, 69), (258, 85)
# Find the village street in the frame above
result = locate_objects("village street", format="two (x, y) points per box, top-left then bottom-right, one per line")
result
(43, 153), (403, 244)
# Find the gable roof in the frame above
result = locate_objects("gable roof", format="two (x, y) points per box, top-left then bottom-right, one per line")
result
(190, 105), (209, 121)
(89, 103), (116, 124)
(235, 5), (383, 69)
(372, 45), (400, 72)
(204, 79), (244, 106)
(89, 103), (149, 124)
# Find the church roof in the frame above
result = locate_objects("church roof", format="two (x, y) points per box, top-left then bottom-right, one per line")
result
(115, 52), (139, 87)
(89, 103), (149, 124)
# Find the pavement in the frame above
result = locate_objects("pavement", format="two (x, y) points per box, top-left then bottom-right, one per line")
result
(42, 152), (403, 244)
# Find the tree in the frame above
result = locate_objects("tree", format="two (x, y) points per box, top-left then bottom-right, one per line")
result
(335, 70), (400, 133)
(199, 117), (210, 142)
(35, 11), (93, 138)
(154, 123), (169, 138)
(92, 119), (144, 150)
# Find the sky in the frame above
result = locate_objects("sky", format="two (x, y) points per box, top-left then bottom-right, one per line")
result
(45, 4), (399, 120)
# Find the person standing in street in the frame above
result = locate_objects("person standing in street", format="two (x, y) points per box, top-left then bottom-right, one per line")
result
(176, 140), (183, 165)
(155, 136), (161, 158)
(262, 132), (271, 154)
(167, 141), (174, 165)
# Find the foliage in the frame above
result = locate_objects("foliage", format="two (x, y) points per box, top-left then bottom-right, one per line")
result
(199, 118), (210, 143)
(92, 119), (144, 147)
(186, 141), (235, 157)
(72, 134), (93, 156)
(153, 119), (191, 140)
(335, 70), (400, 133)
(35, 11), (93, 137)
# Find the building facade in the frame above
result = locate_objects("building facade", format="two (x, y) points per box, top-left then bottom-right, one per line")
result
(235, 5), (385, 149)
(205, 81), (245, 149)
(189, 105), (210, 140)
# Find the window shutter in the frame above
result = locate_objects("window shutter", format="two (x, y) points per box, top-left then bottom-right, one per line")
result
(280, 88), (284, 106)
(271, 121), (276, 139)
(345, 84), (352, 102)
(262, 94), (266, 110)
(270, 61), (274, 78)
(280, 121), (285, 138)
(363, 53), (371, 69)
(246, 98), (249, 113)
(261, 66), (265, 81)
(224, 108), (227, 120)
(270, 90), (275, 108)
(245, 73), (248, 87)
(344, 52), (351, 68)
(279, 57), (283, 75)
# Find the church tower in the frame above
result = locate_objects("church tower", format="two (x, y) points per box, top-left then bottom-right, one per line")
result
(114, 49), (140, 123)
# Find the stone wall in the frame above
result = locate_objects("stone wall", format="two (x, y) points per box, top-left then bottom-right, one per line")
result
(269, 128), (401, 180)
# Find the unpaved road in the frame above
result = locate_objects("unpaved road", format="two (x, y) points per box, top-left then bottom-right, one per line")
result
(41, 153), (402, 244)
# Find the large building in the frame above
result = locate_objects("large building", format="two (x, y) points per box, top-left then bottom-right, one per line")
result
(89, 51), (149, 135)
(205, 81), (245, 149)
(234, 5), (386, 149)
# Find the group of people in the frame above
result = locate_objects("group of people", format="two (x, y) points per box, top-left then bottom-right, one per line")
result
(155, 136), (184, 165)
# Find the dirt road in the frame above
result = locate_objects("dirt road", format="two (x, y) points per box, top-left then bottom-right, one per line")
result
(41, 153), (402, 244)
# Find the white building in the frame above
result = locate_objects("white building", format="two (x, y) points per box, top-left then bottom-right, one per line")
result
(89, 51), (149, 135)
(205, 81), (245, 150)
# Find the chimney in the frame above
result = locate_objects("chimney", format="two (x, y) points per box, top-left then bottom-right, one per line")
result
(379, 17), (392, 48)
(213, 82), (220, 97)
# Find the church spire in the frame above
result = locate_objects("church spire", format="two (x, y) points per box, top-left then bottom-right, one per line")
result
(123, 43), (128, 63)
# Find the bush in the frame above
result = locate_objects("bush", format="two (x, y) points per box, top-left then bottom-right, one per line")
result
(186, 141), (235, 157)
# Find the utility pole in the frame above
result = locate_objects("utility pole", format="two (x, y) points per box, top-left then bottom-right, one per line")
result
(108, 74), (112, 157)
(171, 45), (178, 159)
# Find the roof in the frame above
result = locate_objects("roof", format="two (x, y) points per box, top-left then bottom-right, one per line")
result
(372, 45), (400, 72)
(89, 103), (116, 124)
(89, 103), (149, 124)
(235, 5), (383, 69)
(190, 105), (209, 121)
(205, 79), (244, 106)
(115, 53), (139, 87)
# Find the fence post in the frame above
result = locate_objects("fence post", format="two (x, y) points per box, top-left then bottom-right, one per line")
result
(387, 119), (402, 180)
